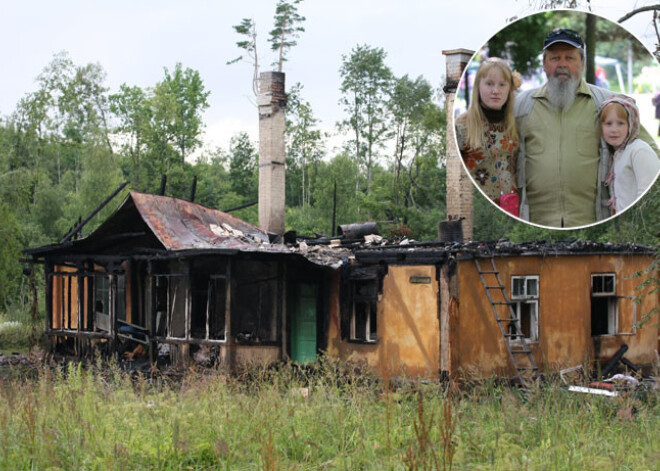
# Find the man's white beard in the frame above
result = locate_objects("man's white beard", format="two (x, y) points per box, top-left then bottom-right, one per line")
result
(546, 70), (580, 110)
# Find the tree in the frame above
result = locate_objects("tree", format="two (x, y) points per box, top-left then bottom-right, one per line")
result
(229, 0), (306, 93)
(619, 5), (660, 59)
(227, 18), (260, 95)
(228, 132), (258, 201)
(311, 153), (360, 234)
(149, 63), (210, 171)
(109, 84), (151, 188)
(388, 76), (435, 203)
(0, 203), (23, 309)
(338, 44), (393, 205)
(269, 0), (306, 71)
(487, 13), (550, 77)
(286, 83), (325, 208)
(33, 52), (114, 191)
(193, 147), (234, 209)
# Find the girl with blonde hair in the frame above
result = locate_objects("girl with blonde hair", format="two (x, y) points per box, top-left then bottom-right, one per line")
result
(454, 57), (521, 216)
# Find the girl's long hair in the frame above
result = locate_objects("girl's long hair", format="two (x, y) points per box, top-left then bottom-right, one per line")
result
(464, 57), (519, 149)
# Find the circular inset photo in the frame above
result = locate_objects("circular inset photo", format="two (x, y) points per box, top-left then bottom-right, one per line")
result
(451, 9), (660, 229)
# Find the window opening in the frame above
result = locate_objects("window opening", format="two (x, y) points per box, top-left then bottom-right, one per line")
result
(591, 274), (617, 336)
(510, 275), (539, 341)
(233, 261), (279, 343)
(115, 274), (126, 322)
(350, 278), (378, 342)
(190, 275), (227, 341)
(94, 275), (111, 332)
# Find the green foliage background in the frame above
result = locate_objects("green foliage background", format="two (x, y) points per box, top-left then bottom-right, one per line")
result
(1, 21), (658, 316)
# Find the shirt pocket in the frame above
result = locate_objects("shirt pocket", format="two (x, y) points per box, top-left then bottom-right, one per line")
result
(576, 125), (600, 157)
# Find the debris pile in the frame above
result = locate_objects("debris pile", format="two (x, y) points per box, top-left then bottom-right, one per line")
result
(561, 344), (658, 398)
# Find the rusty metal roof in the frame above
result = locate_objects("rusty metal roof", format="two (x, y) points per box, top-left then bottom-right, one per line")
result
(128, 191), (278, 251)
(24, 191), (293, 257)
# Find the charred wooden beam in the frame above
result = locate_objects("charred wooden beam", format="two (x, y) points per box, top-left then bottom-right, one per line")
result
(60, 182), (129, 243)
(332, 181), (337, 237)
(160, 174), (167, 195)
(600, 344), (628, 379)
(222, 201), (258, 213)
(190, 175), (197, 202)
(338, 222), (379, 239)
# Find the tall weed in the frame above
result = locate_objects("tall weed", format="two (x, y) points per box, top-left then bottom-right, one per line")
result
(0, 360), (656, 469)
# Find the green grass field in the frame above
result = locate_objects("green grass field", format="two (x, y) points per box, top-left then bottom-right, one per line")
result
(0, 357), (657, 470)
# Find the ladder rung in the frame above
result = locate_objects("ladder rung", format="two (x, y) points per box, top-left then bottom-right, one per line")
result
(474, 257), (539, 388)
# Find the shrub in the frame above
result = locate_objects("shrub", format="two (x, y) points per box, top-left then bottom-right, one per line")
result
(0, 319), (31, 352)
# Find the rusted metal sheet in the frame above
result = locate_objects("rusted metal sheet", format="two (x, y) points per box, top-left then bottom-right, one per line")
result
(130, 191), (275, 251)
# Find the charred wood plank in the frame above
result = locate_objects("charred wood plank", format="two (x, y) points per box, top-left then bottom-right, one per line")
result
(60, 182), (129, 243)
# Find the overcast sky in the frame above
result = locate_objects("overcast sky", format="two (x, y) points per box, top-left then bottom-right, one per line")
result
(1, 1), (657, 153)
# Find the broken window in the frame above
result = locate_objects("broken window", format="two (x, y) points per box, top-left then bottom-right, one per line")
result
(190, 274), (226, 341)
(94, 275), (111, 332)
(591, 273), (617, 336)
(152, 271), (189, 339)
(168, 275), (188, 339)
(340, 266), (383, 343)
(510, 276), (539, 341)
(233, 261), (279, 343)
(92, 270), (128, 332)
(115, 274), (126, 322)
(153, 276), (169, 337)
(350, 278), (378, 342)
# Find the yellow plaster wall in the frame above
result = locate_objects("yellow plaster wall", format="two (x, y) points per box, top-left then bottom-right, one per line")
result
(454, 254), (659, 378)
(328, 266), (440, 378)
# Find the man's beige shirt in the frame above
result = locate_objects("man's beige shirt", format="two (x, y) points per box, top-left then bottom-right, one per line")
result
(524, 80), (602, 227)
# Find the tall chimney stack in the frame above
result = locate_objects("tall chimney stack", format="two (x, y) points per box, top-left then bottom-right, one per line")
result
(258, 71), (287, 235)
(442, 49), (474, 241)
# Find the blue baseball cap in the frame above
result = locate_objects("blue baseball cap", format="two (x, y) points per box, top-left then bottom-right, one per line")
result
(543, 28), (584, 50)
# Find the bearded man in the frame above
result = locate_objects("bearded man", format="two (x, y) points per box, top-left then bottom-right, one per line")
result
(514, 28), (659, 227)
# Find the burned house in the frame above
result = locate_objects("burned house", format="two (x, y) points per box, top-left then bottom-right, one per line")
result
(23, 191), (659, 383)
(21, 61), (660, 384)
(332, 240), (659, 383)
(23, 191), (342, 368)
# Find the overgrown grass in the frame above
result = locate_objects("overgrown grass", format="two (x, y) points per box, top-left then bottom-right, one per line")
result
(0, 302), (44, 354)
(0, 319), (30, 351)
(0, 357), (657, 470)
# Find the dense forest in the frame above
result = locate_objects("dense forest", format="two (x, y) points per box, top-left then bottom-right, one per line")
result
(0, 2), (659, 315)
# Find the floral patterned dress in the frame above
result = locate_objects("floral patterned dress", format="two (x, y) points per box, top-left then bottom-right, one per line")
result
(454, 112), (519, 205)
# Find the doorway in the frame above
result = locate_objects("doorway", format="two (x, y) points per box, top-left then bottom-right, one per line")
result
(290, 283), (318, 364)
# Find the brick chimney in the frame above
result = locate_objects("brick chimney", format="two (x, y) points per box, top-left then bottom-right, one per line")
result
(258, 71), (287, 235)
(442, 49), (474, 241)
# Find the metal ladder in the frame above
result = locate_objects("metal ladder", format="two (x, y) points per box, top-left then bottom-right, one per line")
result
(473, 256), (538, 387)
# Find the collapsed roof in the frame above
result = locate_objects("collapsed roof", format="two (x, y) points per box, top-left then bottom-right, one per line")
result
(23, 191), (656, 268)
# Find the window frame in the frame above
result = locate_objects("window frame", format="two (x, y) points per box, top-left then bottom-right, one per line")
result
(348, 276), (379, 344)
(190, 274), (227, 342)
(232, 261), (281, 345)
(510, 275), (539, 342)
(590, 273), (618, 336)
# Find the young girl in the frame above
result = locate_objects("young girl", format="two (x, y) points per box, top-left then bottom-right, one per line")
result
(454, 57), (521, 216)
(599, 95), (660, 214)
